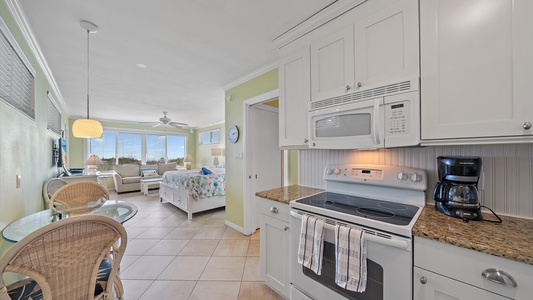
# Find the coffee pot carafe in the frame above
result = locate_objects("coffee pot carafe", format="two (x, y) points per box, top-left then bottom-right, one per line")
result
(433, 156), (482, 221)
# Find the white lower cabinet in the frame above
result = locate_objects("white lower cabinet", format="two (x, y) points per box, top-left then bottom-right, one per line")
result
(414, 237), (533, 300)
(414, 267), (509, 300)
(290, 286), (314, 300)
(258, 198), (290, 299)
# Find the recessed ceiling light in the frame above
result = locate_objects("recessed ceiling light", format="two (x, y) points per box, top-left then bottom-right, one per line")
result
(136, 63), (148, 69)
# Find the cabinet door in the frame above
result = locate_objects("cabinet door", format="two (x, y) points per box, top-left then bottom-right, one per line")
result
(260, 214), (290, 298)
(354, 0), (419, 89)
(310, 25), (355, 102)
(414, 267), (510, 300)
(420, 0), (533, 140)
(279, 47), (310, 148)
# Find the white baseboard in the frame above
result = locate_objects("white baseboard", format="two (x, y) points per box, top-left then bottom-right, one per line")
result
(224, 220), (248, 235)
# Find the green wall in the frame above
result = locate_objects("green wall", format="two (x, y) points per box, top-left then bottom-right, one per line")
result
(224, 69), (279, 228)
(0, 2), (68, 257)
(68, 119), (197, 168)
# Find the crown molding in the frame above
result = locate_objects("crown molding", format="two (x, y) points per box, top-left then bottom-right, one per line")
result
(5, 0), (68, 115)
(222, 61), (278, 92)
(273, 0), (368, 49)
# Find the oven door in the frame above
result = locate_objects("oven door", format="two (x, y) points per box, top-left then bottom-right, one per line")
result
(289, 209), (413, 300)
(308, 97), (384, 149)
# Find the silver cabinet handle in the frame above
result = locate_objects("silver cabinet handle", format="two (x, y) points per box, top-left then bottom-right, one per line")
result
(482, 268), (517, 288)
(270, 207), (279, 214)
(420, 277), (427, 284)
(357, 82), (362, 88)
(523, 122), (532, 130)
(345, 85), (351, 91)
(304, 139), (309, 143)
(284, 226), (289, 231)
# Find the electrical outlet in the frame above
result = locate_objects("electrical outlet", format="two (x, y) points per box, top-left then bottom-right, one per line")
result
(16, 174), (21, 188)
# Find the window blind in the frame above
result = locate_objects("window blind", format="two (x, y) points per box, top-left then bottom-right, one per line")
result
(0, 25), (35, 119)
(47, 92), (61, 135)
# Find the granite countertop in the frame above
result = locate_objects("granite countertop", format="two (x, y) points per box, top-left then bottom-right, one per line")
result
(414, 204), (533, 265)
(255, 185), (324, 204)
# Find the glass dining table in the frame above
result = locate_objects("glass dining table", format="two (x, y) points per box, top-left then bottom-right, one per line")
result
(2, 200), (138, 243)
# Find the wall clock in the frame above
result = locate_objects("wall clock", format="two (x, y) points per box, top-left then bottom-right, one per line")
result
(228, 125), (239, 144)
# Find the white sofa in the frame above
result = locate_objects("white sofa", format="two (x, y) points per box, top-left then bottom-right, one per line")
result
(113, 163), (178, 193)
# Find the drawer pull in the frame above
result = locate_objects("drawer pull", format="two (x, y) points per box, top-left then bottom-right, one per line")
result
(270, 207), (279, 214)
(482, 268), (517, 288)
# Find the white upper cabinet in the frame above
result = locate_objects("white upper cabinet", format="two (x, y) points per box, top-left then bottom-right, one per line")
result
(420, 0), (533, 142)
(354, 0), (419, 89)
(279, 47), (311, 148)
(310, 25), (355, 102)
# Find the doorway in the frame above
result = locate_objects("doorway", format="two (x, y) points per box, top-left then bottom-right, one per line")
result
(243, 89), (283, 234)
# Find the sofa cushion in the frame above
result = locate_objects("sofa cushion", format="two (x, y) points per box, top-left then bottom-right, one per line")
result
(158, 162), (177, 175)
(115, 164), (140, 177)
(122, 176), (142, 184)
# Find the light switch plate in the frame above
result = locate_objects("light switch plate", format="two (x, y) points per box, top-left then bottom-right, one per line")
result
(234, 152), (244, 160)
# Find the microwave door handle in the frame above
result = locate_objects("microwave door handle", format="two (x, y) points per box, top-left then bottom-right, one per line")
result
(372, 99), (380, 145)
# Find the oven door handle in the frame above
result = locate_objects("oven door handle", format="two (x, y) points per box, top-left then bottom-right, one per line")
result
(290, 211), (409, 250)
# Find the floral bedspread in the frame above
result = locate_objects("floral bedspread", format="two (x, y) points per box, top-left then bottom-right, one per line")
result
(162, 170), (226, 201)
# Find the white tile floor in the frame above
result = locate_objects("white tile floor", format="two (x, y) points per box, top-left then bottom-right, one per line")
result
(112, 190), (283, 300)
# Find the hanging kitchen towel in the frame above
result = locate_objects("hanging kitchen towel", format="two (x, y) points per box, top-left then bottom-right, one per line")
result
(335, 224), (367, 293)
(297, 214), (325, 275)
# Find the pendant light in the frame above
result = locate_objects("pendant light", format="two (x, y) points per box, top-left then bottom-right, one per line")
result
(72, 20), (103, 138)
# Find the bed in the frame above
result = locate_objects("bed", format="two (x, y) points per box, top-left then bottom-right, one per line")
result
(159, 168), (225, 219)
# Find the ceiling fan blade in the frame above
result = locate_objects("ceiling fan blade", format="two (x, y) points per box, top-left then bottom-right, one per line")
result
(169, 121), (189, 126)
(152, 123), (162, 128)
(170, 123), (182, 128)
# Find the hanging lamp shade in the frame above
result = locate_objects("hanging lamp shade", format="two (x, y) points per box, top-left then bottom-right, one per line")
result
(73, 20), (103, 139)
(73, 119), (103, 138)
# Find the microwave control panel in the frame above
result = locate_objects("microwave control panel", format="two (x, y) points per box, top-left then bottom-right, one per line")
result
(385, 100), (410, 136)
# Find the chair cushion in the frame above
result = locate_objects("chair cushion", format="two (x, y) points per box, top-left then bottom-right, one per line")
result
(158, 162), (177, 175)
(122, 176), (142, 184)
(6, 259), (112, 299)
(114, 164), (140, 177)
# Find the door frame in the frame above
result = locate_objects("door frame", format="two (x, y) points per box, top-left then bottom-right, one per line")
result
(242, 89), (280, 235)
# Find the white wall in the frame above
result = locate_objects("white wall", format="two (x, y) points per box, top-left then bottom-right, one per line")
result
(299, 144), (533, 218)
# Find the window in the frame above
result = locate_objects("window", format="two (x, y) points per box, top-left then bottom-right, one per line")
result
(88, 130), (187, 169)
(89, 132), (116, 171)
(117, 133), (142, 165)
(47, 92), (61, 135)
(199, 129), (220, 145)
(0, 18), (36, 119)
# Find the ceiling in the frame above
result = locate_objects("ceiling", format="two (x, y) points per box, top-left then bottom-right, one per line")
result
(16, 0), (335, 128)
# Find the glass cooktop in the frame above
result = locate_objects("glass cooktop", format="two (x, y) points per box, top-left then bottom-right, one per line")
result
(295, 192), (419, 226)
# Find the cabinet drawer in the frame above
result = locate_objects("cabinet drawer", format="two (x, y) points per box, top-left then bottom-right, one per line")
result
(414, 237), (532, 299)
(256, 197), (290, 222)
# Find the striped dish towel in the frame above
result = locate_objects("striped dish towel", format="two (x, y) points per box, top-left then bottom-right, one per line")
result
(335, 224), (367, 293)
(297, 214), (325, 275)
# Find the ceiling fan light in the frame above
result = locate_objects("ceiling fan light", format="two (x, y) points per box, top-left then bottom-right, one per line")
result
(72, 119), (103, 138)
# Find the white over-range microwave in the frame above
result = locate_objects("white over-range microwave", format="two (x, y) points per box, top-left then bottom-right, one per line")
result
(308, 78), (420, 149)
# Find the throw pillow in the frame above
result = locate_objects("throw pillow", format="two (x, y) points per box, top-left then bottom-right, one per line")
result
(142, 169), (159, 178)
(201, 167), (212, 175)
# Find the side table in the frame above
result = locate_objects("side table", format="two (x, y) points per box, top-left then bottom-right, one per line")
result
(140, 178), (163, 196)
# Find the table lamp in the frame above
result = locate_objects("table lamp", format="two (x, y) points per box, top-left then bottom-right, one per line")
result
(211, 148), (222, 167)
(184, 154), (193, 170)
(85, 155), (103, 175)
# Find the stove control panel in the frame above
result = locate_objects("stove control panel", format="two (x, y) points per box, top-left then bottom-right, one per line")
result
(324, 164), (427, 191)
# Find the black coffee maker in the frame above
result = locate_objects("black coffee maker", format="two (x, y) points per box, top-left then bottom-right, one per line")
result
(433, 156), (483, 221)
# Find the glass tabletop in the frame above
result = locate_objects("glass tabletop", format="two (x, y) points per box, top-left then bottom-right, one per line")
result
(2, 200), (138, 243)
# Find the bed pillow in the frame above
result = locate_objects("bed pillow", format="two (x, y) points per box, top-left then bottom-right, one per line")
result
(201, 167), (212, 175)
(142, 169), (159, 178)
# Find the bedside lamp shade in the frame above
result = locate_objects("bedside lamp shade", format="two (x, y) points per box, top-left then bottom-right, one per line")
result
(211, 148), (222, 166)
(184, 154), (193, 170)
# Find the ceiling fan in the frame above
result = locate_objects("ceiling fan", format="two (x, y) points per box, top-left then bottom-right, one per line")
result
(140, 111), (189, 128)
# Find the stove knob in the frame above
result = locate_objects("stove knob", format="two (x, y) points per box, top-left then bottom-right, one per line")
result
(326, 168), (334, 175)
(397, 172), (408, 181)
(334, 168), (341, 175)
(410, 173), (423, 183)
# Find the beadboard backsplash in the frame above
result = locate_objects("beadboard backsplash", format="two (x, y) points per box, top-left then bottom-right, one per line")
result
(298, 144), (533, 219)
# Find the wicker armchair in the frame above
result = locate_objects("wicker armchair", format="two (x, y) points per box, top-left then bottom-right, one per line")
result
(42, 178), (68, 204)
(0, 215), (127, 300)
(49, 181), (110, 214)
